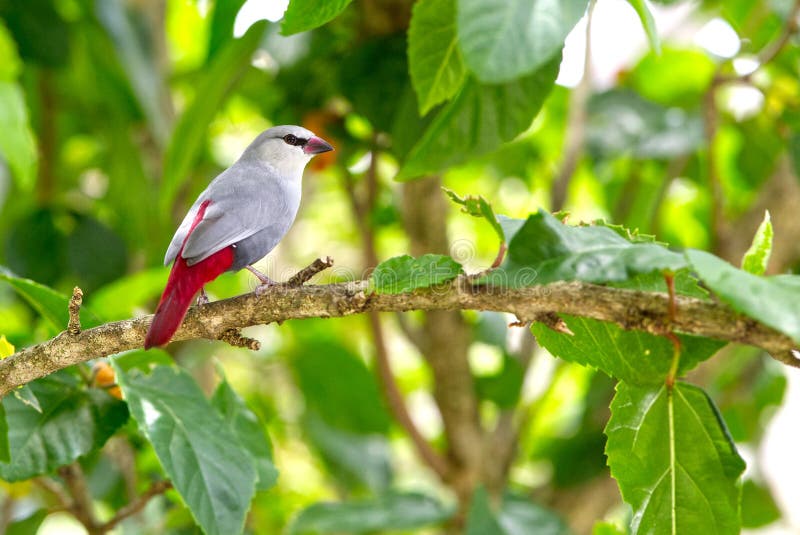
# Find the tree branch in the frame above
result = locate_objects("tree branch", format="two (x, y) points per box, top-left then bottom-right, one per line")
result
(98, 480), (172, 532)
(1, 278), (797, 397)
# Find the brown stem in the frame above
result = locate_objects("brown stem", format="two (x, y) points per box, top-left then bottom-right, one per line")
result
(99, 480), (172, 532)
(341, 154), (452, 480)
(58, 464), (98, 533)
(550, 0), (596, 211)
(2, 280), (799, 396)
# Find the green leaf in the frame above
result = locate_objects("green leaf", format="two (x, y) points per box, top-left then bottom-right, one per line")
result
(0, 372), (129, 481)
(211, 376), (278, 491)
(160, 21), (268, 214)
(586, 90), (703, 159)
(626, 0), (661, 54)
(457, 0), (587, 83)
(475, 354), (525, 408)
(305, 413), (392, 493)
(605, 382), (745, 534)
(465, 487), (504, 535)
(7, 509), (48, 535)
(291, 337), (391, 434)
(289, 492), (454, 534)
(89, 267), (169, 321)
(533, 316), (723, 385)
(206, 0), (248, 60)
(741, 211), (773, 275)
(627, 48), (715, 108)
(0, 82), (37, 190)
(686, 249), (800, 343)
(112, 348), (174, 374)
(281, 0), (353, 35)
(0, 403), (8, 463)
(592, 521), (626, 535)
(95, 0), (170, 144)
(372, 254), (463, 294)
(740, 479), (781, 528)
(114, 364), (257, 535)
(397, 54), (560, 180)
(466, 488), (570, 535)
(498, 494), (571, 535)
(408, 0), (466, 115)
(13, 385), (42, 413)
(444, 188), (504, 242)
(485, 211), (687, 288)
(0, 267), (101, 330)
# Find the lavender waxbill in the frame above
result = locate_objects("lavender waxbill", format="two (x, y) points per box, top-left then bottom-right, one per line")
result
(145, 125), (333, 348)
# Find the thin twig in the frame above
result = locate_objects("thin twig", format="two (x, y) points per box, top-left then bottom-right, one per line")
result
(68, 287), (83, 335)
(34, 477), (71, 508)
(551, 0), (597, 211)
(286, 257), (334, 287)
(99, 480), (172, 532)
(58, 463), (97, 533)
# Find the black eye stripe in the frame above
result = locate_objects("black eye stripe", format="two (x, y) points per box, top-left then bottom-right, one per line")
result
(282, 134), (308, 146)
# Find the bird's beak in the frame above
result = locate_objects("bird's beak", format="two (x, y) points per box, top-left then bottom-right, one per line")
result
(303, 136), (334, 155)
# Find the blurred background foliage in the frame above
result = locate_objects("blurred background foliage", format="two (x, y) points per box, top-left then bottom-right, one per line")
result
(0, 0), (799, 533)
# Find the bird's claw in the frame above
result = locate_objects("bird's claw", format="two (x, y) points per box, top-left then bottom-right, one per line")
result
(196, 289), (209, 306)
(254, 281), (277, 296)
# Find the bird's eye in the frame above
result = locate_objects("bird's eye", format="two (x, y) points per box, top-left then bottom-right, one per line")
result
(283, 134), (298, 145)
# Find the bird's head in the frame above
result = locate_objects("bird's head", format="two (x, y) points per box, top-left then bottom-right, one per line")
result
(243, 125), (334, 178)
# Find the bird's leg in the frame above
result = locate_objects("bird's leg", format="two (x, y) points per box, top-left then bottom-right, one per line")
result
(196, 287), (209, 306)
(246, 266), (277, 296)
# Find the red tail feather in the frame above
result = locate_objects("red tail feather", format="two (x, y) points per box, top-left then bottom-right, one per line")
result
(145, 200), (234, 348)
(144, 248), (233, 348)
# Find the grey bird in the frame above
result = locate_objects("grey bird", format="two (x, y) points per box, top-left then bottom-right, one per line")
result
(145, 125), (333, 348)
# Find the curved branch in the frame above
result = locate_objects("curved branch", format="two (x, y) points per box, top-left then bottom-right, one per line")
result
(0, 278), (796, 397)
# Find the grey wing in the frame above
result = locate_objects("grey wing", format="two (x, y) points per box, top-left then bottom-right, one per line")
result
(163, 200), (204, 266)
(180, 169), (291, 266)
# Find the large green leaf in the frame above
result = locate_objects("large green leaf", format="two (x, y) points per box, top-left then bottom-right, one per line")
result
(289, 492), (454, 534)
(206, 0), (248, 60)
(0, 372), (129, 481)
(484, 211), (687, 288)
(114, 364), (257, 535)
(586, 90), (703, 159)
(210, 376), (278, 491)
(741, 211), (773, 275)
(466, 487), (571, 535)
(372, 254), (463, 294)
(304, 413), (392, 493)
(281, 0), (353, 35)
(95, 0), (170, 144)
(88, 267), (168, 322)
(291, 337), (391, 434)
(605, 382), (745, 534)
(397, 54), (560, 180)
(686, 249), (800, 343)
(457, 0), (587, 83)
(0, 82), (36, 190)
(533, 316), (723, 385)
(408, 0), (465, 115)
(0, 267), (101, 331)
(160, 21), (268, 214)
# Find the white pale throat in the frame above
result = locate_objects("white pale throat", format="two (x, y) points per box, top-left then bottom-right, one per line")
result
(255, 139), (314, 181)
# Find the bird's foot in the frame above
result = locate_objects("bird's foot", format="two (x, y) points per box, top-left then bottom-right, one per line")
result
(196, 288), (209, 306)
(247, 266), (279, 296)
(254, 281), (277, 296)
